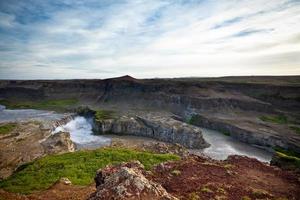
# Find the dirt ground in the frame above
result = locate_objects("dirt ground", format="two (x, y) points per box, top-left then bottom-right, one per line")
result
(1, 154), (299, 200)
(150, 155), (300, 200)
(0, 182), (95, 200)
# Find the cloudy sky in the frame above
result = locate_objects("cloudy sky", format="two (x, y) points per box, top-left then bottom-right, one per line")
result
(0, 0), (299, 79)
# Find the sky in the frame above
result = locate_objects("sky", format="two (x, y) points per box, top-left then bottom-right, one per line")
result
(0, 0), (299, 79)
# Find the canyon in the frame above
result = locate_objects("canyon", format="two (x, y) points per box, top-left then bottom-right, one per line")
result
(0, 75), (300, 200)
(1, 76), (299, 152)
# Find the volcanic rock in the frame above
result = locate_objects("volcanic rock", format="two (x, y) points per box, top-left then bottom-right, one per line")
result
(89, 161), (178, 200)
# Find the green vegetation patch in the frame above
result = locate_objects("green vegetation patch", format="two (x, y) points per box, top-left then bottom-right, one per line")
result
(273, 147), (300, 170)
(0, 99), (78, 111)
(0, 148), (179, 194)
(274, 147), (300, 158)
(290, 126), (300, 135)
(0, 123), (17, 135)
(259, 115), (288, 124)
(95, 109), (115, 121)
(275, 152), (300, 168)
(221, 130), (230, 136)
(187, 115), (201, 125)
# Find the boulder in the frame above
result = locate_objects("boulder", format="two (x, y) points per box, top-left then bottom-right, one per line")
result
(41, 131), (75, 154)
(89, 161), (178, 200)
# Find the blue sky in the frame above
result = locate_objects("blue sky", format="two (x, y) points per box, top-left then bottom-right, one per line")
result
(0, 0), (299, 79)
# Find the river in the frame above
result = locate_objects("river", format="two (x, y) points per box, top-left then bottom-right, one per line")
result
(190, 128), (273, 162)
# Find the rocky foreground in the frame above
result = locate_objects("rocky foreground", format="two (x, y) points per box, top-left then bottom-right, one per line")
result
(1, 154), (299, 200)
(0, 121), (75, 180)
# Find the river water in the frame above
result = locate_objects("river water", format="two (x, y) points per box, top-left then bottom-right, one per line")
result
(0, 106), (273, 162)
(191, 128), (273, 162)
(0, 105), (68, 122)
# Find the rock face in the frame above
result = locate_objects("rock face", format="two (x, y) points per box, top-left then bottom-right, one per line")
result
(0, 76), (299, 153)
(0, 122), (75, 180)
(41, 131), (75, 154)
(95, 114), (209, 149)
(89, 161), (178, 200)
(189, 114), (300, 153)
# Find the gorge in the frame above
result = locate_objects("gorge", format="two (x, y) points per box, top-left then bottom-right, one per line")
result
(0, 76), (299, 199)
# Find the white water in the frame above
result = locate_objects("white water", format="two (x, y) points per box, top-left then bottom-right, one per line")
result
(53, 116), (111, 149)
(0, 105), (67, 123)
(0, 105), (273, 161)
(190, 128), (273, 163)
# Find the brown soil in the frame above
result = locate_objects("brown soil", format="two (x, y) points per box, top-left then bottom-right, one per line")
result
(1, 155), (299, 200)
(150, 155), (300, 200)
(0, 182), (95, 200)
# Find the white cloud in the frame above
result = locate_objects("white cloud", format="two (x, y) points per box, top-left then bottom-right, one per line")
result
(0, 0), (299, 79)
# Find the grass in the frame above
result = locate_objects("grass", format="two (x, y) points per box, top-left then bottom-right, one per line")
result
(0, 99), (78, 111)
(0, 148), (179, 194)
(273, 147), (300, 158)
(275, 151), (300, 168)
(95, 109), (115, 121)
(290, 126), (300, 135)
(273, 147), (300, 169)
(259, 115), (288, 124)
(0, 123), (17, 135)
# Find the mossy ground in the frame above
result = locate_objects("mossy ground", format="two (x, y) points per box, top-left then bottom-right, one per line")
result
(260, 115), (300, 135)
(0, 148), (179, 194)
(0, 123), (17, 135)
(290, 126), (300, 135)
(0, 99), (78, 112)
(94, 109), (115, 121)
(273, 147), (300, 169)
(259, 115), (288, 124)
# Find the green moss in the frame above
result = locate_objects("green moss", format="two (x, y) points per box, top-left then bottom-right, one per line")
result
(273, 147), (300, 158)
(273, 146), (300, 169)
(221, 130), (230, 136)
(241, 196), (251, 200)
(259, 115), (288, 124)
(0, 148), (179, 194)
(171, 169), (181, 176)
(275, 152), (300, 168)
(188, 192), (200, 200)
(201, 187), (213, 193)
(251, 188), (271, 198)
(217, 187), (226, 194)
(290, 126), (300, 135)
(0, 123), (16, 135)
(224, 164), (234, 169)
(187, 115), (201, 125)
(0, 99), (78, 111)
(95, 110), (115, 121)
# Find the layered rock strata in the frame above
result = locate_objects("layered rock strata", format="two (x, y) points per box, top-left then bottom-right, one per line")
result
(94, 114), (209, 149)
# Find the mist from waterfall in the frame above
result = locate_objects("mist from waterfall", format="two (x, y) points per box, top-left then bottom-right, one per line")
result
(53, 116), (111, 149)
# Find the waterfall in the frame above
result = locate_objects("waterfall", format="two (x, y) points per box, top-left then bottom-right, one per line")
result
(52, 116), (111, 149)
